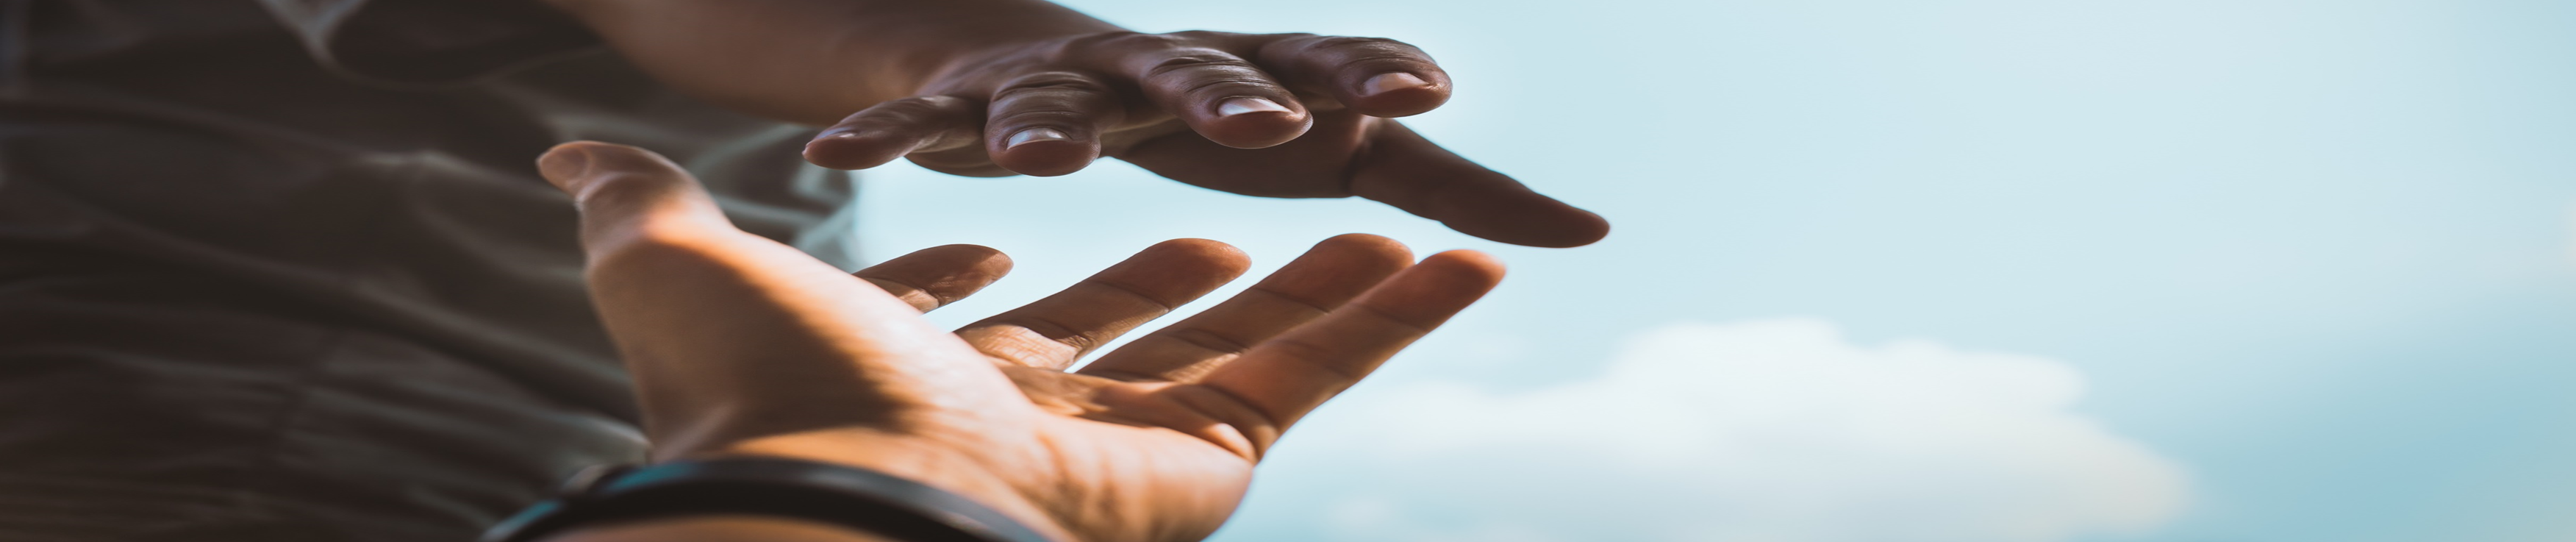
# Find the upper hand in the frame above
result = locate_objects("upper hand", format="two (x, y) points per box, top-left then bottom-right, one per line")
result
(798, 30), (1611, 248)
(536, 141), (1505, 541)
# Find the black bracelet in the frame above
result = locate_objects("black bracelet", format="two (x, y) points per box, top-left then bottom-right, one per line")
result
(480, 457), (1056, 542)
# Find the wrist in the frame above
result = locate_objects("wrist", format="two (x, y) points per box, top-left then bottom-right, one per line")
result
(542, 516), (901, 542)
(703, 432), (1078, 542)
(495, 456), (1071, 542)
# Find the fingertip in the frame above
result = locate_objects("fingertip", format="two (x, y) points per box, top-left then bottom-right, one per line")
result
(1314, 233), (1414, 265)
(1201, 98), (1314, 149)
(918, 243), (1017, 278)
(809, 94), (985, 170)
(868, 244), (1017, 308)
(537, 141), (687, 201)
(1418, 249), (1506, 286)
(1346, 72), (1448, 118)
(991, 134), (1099, 177)
(1355, 249), (1503, 326)
(1561, 210), (1614, 246)
(1441, 192), (1612, 249)
(1363, 72), (1431, 96)
(1259, 234), (1412, 295)
(535, 143), (595, 191)
(1147, 238), (1254, 274)
(1494, 208), (1611, 249)
(802, 132), (909, 171)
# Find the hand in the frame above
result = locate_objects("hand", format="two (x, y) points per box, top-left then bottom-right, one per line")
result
(799, 30), (1610, 248)
(534, 141), (1506, 541)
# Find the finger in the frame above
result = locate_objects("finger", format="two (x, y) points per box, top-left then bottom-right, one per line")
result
(1078, 234), (1411, 383)
(956, 238), (1250, 370)
(537, 141), (734, 255)
(1085, 32), (1309, 149)
(1350, 121), (1611, 247)
(1256, 34), (1451, 118)
(537, 142), (1025, 443)
(983, 71), (1126, 176)
(852, 244), (1014, 313)
(803, 96), (984, 171)
(1200, 250), (1504, 435)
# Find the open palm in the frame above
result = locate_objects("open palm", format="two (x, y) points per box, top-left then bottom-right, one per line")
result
(538, 141), (1503, 541)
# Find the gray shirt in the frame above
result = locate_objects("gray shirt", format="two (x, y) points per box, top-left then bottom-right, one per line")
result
(0, 1), (859, 538)
(2, 0), (859, 418)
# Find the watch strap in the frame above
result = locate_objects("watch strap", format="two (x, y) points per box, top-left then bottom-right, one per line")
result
(481, 457), (1054, 542)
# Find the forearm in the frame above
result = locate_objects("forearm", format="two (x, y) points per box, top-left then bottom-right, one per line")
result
(542, 516), (901, 542)
(543, 0), (1123, 124)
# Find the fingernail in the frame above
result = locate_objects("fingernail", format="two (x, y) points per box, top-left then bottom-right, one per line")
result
(1005, 127), (1070, 149)
(1216, 97), (1291, 117)
(535, 145), (593, 190)
(805, 131), (866, 155)
(1362, 72), (1429, 96)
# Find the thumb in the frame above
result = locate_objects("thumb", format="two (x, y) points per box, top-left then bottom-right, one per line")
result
(1348, 122), (1611, 248)
(537, 141), (734, 257)
(534, 141), (1026, 451)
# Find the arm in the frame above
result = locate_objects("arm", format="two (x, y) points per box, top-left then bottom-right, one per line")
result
(542, 0), (1611, 247)
(539, 0), (1117, 125)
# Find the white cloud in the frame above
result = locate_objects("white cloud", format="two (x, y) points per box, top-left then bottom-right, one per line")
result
(1226, 318), (2187, 542)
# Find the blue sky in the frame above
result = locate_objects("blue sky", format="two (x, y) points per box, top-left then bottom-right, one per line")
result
(847, 0), (2576, 540)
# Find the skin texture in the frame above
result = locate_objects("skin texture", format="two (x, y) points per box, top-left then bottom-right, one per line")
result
(543, 0), (1609, 247)
(531, 142), (1507, 542)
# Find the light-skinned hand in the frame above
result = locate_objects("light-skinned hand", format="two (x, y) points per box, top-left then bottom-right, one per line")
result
(532, 141), (1505, 541)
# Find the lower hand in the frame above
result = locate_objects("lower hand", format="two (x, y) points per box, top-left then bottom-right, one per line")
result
(535, 141), (1505, 541)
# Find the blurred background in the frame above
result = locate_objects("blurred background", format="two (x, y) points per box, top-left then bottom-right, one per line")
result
(851, 0), (2576, 541)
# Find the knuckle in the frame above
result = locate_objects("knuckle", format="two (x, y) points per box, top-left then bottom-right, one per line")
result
(1164, 327), (1254, 355)
(993, 71), (1111, 96)
(1263, 338), (1367, 382)
(1075, 31), (1191, 52)
(1253, 32), (1323, 43)
(986, 73), (1115, 127)
(1176, 76), (1279, 99)
(1259, 35), (1434, 74)
(1165, 29), (1240, 41)
(1306, 35), (1412, 55)
(1144, 51), (1262, 79)
(987, 102), (1094, 125)
(855, 96), (973, 125)
(883, 95), (971, 113)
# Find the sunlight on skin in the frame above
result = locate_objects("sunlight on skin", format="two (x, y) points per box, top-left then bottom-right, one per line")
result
(532, 141), (1504, 542)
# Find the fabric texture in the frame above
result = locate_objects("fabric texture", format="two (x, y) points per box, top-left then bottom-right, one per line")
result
(0, 0), (862, 540)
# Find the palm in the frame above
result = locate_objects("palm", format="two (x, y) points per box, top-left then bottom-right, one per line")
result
(545, 141), (1501, 542)
(1008, 382), (1259, 540)
(909, 235), (1460, 541)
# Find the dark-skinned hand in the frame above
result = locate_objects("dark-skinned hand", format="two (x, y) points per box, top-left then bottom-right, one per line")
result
(798, 31), (1610, 248)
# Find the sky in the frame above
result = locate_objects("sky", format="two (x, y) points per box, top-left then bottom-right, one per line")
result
(843, 0), (2576, 540)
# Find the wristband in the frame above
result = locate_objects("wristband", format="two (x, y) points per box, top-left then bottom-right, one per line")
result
(481, 457), (1055, 542)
